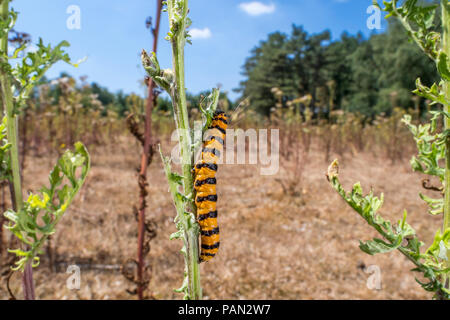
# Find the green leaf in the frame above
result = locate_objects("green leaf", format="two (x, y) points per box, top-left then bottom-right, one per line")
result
(328, 165), (450, 299)
(4, 37), (83, 114)
(5, 142), (90, 271)
(359, 237), (402, 255)
(426, 228), (450, 258)
(437, 51), (450, 81)
(169, 172), (184, 186)
(403, 114), (445, 182)
(413, 79), (450, 107)
(170, 230), (183, 240)
(419, 193), (444, 216)
(0, 116), (12, 181)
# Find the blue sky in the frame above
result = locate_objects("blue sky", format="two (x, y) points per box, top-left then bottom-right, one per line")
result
(12, 0), (386, 101)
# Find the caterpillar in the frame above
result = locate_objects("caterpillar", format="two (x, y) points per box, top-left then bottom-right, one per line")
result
(194, 110), (228, 263)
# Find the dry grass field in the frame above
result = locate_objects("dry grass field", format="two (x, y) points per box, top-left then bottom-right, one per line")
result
(0, 134), (441, 300)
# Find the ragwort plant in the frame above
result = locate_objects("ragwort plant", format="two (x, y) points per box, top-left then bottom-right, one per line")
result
(142, 0), (222, 300)
(327, 0), (450, 299)
(271, 88), (313, 198)
(0, 0), (90, 299)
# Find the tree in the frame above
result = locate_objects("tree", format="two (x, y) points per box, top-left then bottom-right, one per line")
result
(237, 21), (439, 118)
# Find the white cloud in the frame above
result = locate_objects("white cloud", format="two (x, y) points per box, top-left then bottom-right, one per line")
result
(239, 2), (276, 16)
(190, 27), (212, 39)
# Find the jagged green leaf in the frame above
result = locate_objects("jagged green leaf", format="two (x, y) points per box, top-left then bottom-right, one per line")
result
(4, 142), (90, 271)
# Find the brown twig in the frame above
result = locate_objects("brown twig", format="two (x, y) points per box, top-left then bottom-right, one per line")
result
(0, 181), (6, 258)
(120, 258), (153, 299)
(422, 179), (444, 194)
(126, 114), (145, 147)
(133, 0), (163, 301)
(6, 270), (16, 300)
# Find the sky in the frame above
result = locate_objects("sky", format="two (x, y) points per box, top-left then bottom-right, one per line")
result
(12, 0), (387, 101)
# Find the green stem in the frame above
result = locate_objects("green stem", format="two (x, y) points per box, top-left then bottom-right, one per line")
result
(443, 1), (450, 235)
(391, 3), (436, 61)
(0, 0), (22, 209)
(0, 0), (34, 300)
(442, 1), (450, 286)
(329, 176), (444, 293)
(167, 0), (202, 300)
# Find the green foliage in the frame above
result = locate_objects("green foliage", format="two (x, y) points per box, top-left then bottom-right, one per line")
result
(403, 113), (445, 180)
(10, 39), (83, 113)
(328, 0), (450, 300)
(4, 142), (90, 271)
(378, 0), (440, 60)
(0, 3), (83, 114)
(0, 116), (11, 181)
(238, 30), (298, 116)
(328, 160), (450, 299)
(144, 0), (203, 300)
(414, 78), (449, 105)
(164, 0), (191, 44)
(0, 3), (92, 286)
(0, 0), (16, 42)
(237, 17), (439, 117)
(198, 89), (220, 131)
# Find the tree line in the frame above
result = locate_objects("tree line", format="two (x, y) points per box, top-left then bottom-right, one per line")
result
(33, 17), (440, 121)
(236, 19), (440, 118)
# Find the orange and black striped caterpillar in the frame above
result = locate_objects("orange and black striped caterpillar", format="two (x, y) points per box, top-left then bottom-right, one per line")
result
(194, 110), (228, 263)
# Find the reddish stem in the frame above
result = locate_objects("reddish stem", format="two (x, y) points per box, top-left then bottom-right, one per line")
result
(22, 263), (35, 300)
(0, 180), (6, 256)
(137, 0), (163, 300)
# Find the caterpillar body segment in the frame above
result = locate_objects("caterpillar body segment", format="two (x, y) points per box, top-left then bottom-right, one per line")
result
(194, 110), (228, 262)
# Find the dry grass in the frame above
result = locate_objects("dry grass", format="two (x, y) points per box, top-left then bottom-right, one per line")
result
(0, 134), (442, 300)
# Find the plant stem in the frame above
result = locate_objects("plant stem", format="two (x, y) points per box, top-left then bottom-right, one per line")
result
(391, 4), (436, 61)
(22, 263), (35, 300)
(0, 184), (4, 258)
(443, 1), (450, 236)
(167, 0), (202, 300)
(136, 0), (163, 300)
(0, 0), (22, 211)
(0, 0), (34, 300)
(442, 1), (450, 288)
